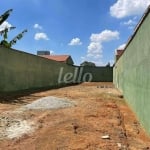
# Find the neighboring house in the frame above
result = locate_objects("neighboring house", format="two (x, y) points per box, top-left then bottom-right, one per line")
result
(39, 55), (74, 65)
(115, 49), (124, 62)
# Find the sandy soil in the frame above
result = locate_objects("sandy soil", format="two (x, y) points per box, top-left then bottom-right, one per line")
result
(0, 82), (150, 150)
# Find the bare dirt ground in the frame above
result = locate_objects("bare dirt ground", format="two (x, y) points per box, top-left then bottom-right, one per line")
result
(0, 82), (150, 150)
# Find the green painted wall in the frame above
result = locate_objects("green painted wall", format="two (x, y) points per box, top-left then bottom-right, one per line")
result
(113, 12), (150, 134)
(0, 46), (113, 93)
(0, 46), (77, 92)
(82, 66), (113, 82)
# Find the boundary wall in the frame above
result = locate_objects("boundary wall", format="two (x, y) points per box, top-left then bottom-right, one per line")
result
(113, 7), (150, 134)
(0, 46), (112, 93)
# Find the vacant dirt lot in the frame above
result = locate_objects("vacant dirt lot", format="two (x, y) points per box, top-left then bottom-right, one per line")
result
(0, 82), (150, 150)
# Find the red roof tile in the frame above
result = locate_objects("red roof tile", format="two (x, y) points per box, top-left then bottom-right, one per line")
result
(39, 55), (70, 62)
(117, 50), (124, 56)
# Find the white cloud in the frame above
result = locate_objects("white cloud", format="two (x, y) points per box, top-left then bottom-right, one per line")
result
(82, 30), (119, 66)
(68, 38), (82, 46)
(90, 30), (119, 43)
(34, 32), (49, 40)
(87, 30), (119, 60)
(33, 23), (43, 30)
(120, 17), (138, 30)
(123, 19), (137, 26)
(118, 43), (126, 49)
(0, 21), (12, 31)
(50, 50), (54, 54)
(110, 0), (150, 18)
(87, 42), (103, 58)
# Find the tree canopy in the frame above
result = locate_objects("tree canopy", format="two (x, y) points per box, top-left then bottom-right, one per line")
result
(0, 9), (27, 48)
(80, 61), (96, 67)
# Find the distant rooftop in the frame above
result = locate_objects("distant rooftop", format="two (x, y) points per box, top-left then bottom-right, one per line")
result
(39, 55), (74, 65)
(115, 49), (124, 62)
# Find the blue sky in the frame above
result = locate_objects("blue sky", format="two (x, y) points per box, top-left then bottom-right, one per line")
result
(0, 0), (150, 66)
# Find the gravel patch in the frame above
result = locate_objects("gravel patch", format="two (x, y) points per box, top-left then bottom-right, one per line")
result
(21, 96), (75, 110)
(0, 96), (75, 139)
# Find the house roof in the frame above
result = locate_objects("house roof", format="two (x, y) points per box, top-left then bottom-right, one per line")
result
(116, 49), (124, 56)
(39, 55), (70, 62)
(115, 49), (124, 62)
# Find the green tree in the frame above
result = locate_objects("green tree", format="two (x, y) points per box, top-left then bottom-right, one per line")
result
(0, 27), (16, 48)
(0, 9), (27, 48)
(80, 61), (96, 67)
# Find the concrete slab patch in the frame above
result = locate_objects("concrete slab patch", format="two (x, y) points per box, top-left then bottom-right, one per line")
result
(6, 120), (33, 139)
(0, 116), (34, 139)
